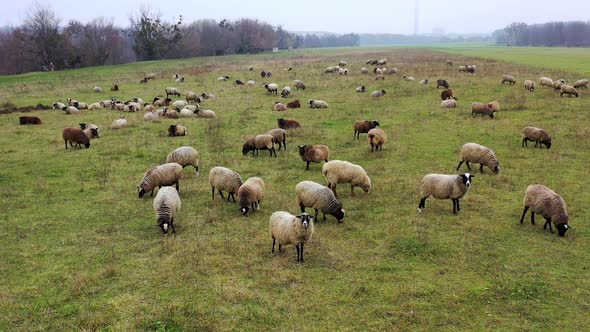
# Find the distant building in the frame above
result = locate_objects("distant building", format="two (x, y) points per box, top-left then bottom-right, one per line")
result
(272, 47), (279, 53)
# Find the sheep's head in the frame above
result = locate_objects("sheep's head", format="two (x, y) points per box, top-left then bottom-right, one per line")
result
(372, 120), (380, 127)
(242, 142), (253, 155)
(460, 173), (474, 187)
(168, 125), (177, 136)
(297, 145), (307, 157)
(90, 128), (99, 138)
(296, 213), (314, 229)
(157, 215), (172, 235)
(240, 207), (249, 216)
(335, 209), (345, 223)
(556, 223), (570, 237)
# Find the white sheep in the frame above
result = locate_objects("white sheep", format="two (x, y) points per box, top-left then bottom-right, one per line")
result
(143, 111), (159, 121)
(269, 211), (315, 262)
(217, 76), (229, 81)
(263, 83), (279, 95)
(247, 80), (256, 86)
(338, 68), (348, 75)
(519, 184), (570, 237)
(79, 123), (100, 139)
(273, 102), (287, 112)
(179, 108), (194, 118)
(360, 67), (369, 74)
(539, 77), (554, 88)
(501, 75), (516, 85)
(238, 177), (265, 216)
(418, 173), (474, 214)
(322, 160), (371, 197)
(93, 86), (103, 93)
(111, 117), (128, 129)
(165, 87), (181, 98)
(295, 181), (345, 223)
(172, 100), (187, 108)
(88, 102), (103, 110)
(53, 102), (66, 110)
(153, 186), (181, 235)
(370, 90), (386, 97)
(281, 86), (292, 98)
(560, 85), (579, 97)
(175, 76), (185, 83)
(195, 109), (216, 118)
(403, 75), (416, 81)
(186, 91), (201, 103)
(308, 100), (328, 108)
(524, 80), (535, 92)
(418, 79), (429, 85)
(440, 100), (457, 108)
(356, 86), (366, 93)
(368, 128), (386, 152)
(209, 166), (243, 202)
(201, 92), (216, 100)
(166, 146), (199, 175)
(62, 106), (80, 114)
(456, 143), (500, 174)
(573, 79), (588, 89)
(138, 163), (183, 198)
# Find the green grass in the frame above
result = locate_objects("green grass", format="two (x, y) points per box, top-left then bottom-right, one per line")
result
(0, 47), (589, 331)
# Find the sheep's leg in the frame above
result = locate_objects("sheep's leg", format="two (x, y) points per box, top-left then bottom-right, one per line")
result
(479, 164), (484, 173)
(150, 190), (154, 197)
(452, 199), (457, 214)
(171, 220), (176, 234)
(331, 184), (338, 198)
(175, 181), (179, 192)
(456, 161), (464, 170)
(534, 141), (539, 148)
(522, 138), (527, 147)
(530, 212), (535, 225)
(278, 244), (282, 253)
(418, 197), (427, 210)
(456, 199), (461, 211)
(211, 187), (215, 200)
(519, 206), (529, 224)
(218, 190), (225, 200)
(273, 148), (276, 157)
(272, 238), (276, 254)
(544, 218), (554, 233)
(306, 161), (310, 170)
(296, 243), (301, 262)
(322, 211), (327, 222)
(299, 202), (306, 213)
(350, 185), (355, 196)
(465, 161), (471, 170)
(300, 243), (304, 262)
(64, 140), (68, 149)
(313, 208), (319, 220)
(371, 143), (374, 152)
(257, 200), (261, 210)
(232, 193), (237, 202)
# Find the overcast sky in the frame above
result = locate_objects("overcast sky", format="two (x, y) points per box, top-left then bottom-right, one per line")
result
(2, 0), (589, 35)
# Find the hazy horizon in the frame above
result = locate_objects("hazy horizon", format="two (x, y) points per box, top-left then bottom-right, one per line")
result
(2, 0), (589, 35)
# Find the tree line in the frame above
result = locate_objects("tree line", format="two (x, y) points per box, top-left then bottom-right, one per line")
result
(493, 21), (590, 47)
(0, 5), (360, 75)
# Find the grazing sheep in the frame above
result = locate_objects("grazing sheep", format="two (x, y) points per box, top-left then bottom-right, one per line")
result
(235, 79), (245, 85)
(403, 75), (416, 81)
(154, 97), (172, 107)
(458, 65), (467, 72)
(356, 85), (366, 93)
(446, 59), (453, 66)
(62, 128), (90, 149)
(361, 67), (369, 74)
(281, 86), (292, 98)
(145, 73), (156, 80)
(247, 80), (255, 86)
(522, 126), (552, 149)
(436, 79), (450, 89)
(560, 85), (579, 97)
(217, 76), (229, 81)
(519, 184), (570, 237)
(277, 118), (300, 130)
(263, 83), (279, 95)
(553, 80), (565, 91)
(88, 102), (103, 110)
(488, 100), (500, 113)
(418, 173), (474, 214)
(374, 75), (385, 80)
(293, 80), (306, 90)
(79, 123), (100, 139)
(353, 120), (380, 139)
(209, 166), (243, 202)
(168, 124), (186, 137)
(441, 89), (457, 101)
(269, 211), (315, 262)
(93, 86), (103, 93)
(110, 117), (128, 129)
(179, 108), (194, 118)
(370, 90), (386, 97)
(110, 84), (119, 91)
(456, 143), (500, 174)
(440, 100), (457, 108)
(471, 102), (496, 119)
(186, 91), (201, 103)
(172, 100), (187, 108)
(166, 146), (199, 175)
(19, 116), (42, 125)
(296, 181), (345, 223)
(201, 92), (216, 100)
(308, 100), (328, 109)
(298, 145), (329, 170)
(273, 102), (287, 112)
(322, 160), (371, 197)
(195, 109), (216, 118)
(62, 106), (80, 115)
(376, 58), (387, 66)
(53, 102), (66, 110)
(143, 111), (159, 121)
(242, 134), (277, 157)
(287, 100), (300, 109)
(466, 65), (476, 74)
(524, 80), (535, 92)
(501, 75), (516, 85)
(175, 76), (185, 83)
(265, 128), (287, 150)
(138, 163), (183, 198)
(368, 128), (387, 152)
(238, 177), (265, 216)
(165, 87), (181, 98)
(573, 79), (588, 89)
(339, 68), (348, 75)
(539, 77), (554, 88)
(153, 186), (181, 235)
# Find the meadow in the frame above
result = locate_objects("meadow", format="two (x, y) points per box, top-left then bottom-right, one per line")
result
(0, 46), (589, 331)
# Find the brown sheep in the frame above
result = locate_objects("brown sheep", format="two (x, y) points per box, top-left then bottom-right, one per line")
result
(110, 84), (119, 91)
(471, 102), (496, 118)
(168, 124), (186, 136)
(287, 100), (301, 109)
(353, 120), (380, 139)
(63, 127), (90, 149)
(441, 89), (456, 101)
(298, 145), (329, 170)
(277, 118), (300, 130)
(19, 116), (42, 125)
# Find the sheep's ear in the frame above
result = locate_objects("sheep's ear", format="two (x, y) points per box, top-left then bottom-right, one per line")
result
(295, 214), (302, 219)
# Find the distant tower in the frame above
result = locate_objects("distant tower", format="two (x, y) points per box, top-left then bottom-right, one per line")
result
(414, 0), (419, 35)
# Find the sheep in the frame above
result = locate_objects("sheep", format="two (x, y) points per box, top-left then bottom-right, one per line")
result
(440, 100), (457, 108)
(376, 58), (387, 66)
(273, 102), (287, 112)
(19, 116), (42, 125)
(126, 101), (142, 112)
(281, 86), (292, 98)
(325, 66), (336, 73)
(446, 59), (453, 66)
(166, 146), (199, 175)
(380, 68), (388, 74)
(441, 89), (457, 101)
(242, 134), (276, 157)
(209, 166), (243, 202)
(373, 67), (383, 75)
(110, 84), (119, 91)
(356, 85), (366, 93)
(269, 211), (315, 262)
(153, 186), (181, 235)
(370, 90), (386, 97)
(524, 80), (535, 92)
(519, 184), (570, 237)
(458, 65), (467, 72)
(145, 73), (156, 80)
(539, 77), (553, 88)
(260, 70), (267, 77)
(573, 79), (588, 89)
(265, 128), (287, 150)
(456, 143), (500, 174)
(277, 118), (300, 130)
(488, 100), (500, 113)
(153, 97), (172, 107)
(186, 91), (201, 103)
(436, 79), (450, 89)
(322, 160), (371, 197)
(235, 79), (244, 85)
(308, 100), (328, 109)
(368, 128), (387, 152)
(201, 92), (216, 100)
(79, 123), (100, 139)
(295, 181), (345, 223)
(287, 100), (300, 108)
(164, 108), (179, 119)
(168, 124), (186, 137)
(111, 117), (128, 129)
(471, 102), (496, 119)
(338, 60), (347, 67)
(172, 100), (187, 108)
(388, 68), (399, 74)
(298, 145), (329, 170)
(247, 80), (256, 86)
(265, 70), (272, 78)
(338, 68), (348, 75)
(522, 126), (552, 149)
(139, 78), (148, 84)
(366, 59), (377, 65)
(111, 102), (125, 111)
(501, 75), (516, 85)
(353, 120), (380, 139)
(553, 80), (565, 91)
(403, 75), (416, 81)
(263, 83), (279, 95)
(53, 102), (66, 110)
(360, 67), (369, 74)
(138, 163), (183, 198)
(238, 177), (265, 216)
(62, 127), (90, 149)
(419, 79), (429, 85)
(248, 65), (253, 71)
(165, 87), (181, 98)
(466, 65), (476, 74)
(374, 75), (385, 80)
(195, 109), (216, 118)
(62, 106), (80, 115)
(284, 67), (292, 71)
(560, 85), (579, 97)
(418, 173), (474, 214)
(217, 76), (229, 81)
(143, 111), (159, 121)
(175, 76), (185, 83)
(93, 86), (103, 93)
(179, 108), (194, 118)
(88, 102), (103, 110)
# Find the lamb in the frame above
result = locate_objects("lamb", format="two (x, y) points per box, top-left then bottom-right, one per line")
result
(195, 109), (216, 118)
(19, 116), (42, 125)
(62, 127), (90, 149)
(263, 83), (279, 95)
(418, 173), (474, 214)
(93, 86), (103, 93)
(62, 106), (80, 115)
(560, 85), (579, 97)
(217, 76), (229, 81)
(186, 91), (201, 103)
(522, 126), (552, 149)
(165, 87), (181, 98)
(456, 143), (500, 174)
(501, 75), (516, 85)
(471, 102), (496, 119)
(298, 144), (329, 170)
(419, 79), (429, 85)
(353, 120), (380, 139)
(238, 177), (265, 216)
(168, 124), (186, 136)
(440, 100), (457, 108)
(308, 100), (328, 108)
(265, 128), (287, 150)
(201, 92), (216, 100)
(441, 89), (457, 101)
(143, 111), (159, 121)
(322, 160), (371, 197)
(403, 75), (416, 81)
(269, 211), (315, 262)
(110, 84), (119, 91)
(209, 166), (243, 202)
(277, 118), (300, 130)
(573, 79), (588, 89)
(360, 67), (369, 74)
(524, 80), (535, 92)
(242, 134), (277, 157)
(153, 186), (181, 235)
(79, 123), (100, 139)
(370, 90), (386, 97)
(436, 79), (450, 89)
(368, 128), (387, 152)
(280, 86), (292, 98)
(53, 102), (66, 110)
(539, 77), (554, 88)
(287, 100), (300, 108)
(374, 75), (385, 80)
(153, 97), (172, 107)
(138, 163), (183, 198)
(295, 181), (345, 223)
(166, 146), (199, 175)
(519, 184), (570, 237)
(111, 117), (128, 129)
(356, 85), (366, 93)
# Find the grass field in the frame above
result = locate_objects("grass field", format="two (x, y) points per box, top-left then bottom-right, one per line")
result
(0, 46), (589, 331)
